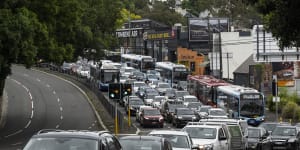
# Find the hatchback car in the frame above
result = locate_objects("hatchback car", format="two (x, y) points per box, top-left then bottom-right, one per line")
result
(23, 129), (122, 150)
(119, 135), (172, 150)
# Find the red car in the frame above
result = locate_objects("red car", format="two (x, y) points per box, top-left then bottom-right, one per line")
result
(140, 108), (164, 128)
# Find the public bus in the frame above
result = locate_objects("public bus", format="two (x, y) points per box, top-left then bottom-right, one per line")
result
(121, 54), (155, 72)
(215, 85), (265, 126)
(155, 61), (189, 88)
(90, 62), (120, 91)
(187, 75), (230, 106)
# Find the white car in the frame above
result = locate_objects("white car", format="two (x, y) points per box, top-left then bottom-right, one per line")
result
(207, 108), (228, 119)
(182, 95), (198, 106)
(182, 123), (229, 150)
(133, 81), (147, 93)
(151, 96), (165, 108)
(148, 130), (197, 150)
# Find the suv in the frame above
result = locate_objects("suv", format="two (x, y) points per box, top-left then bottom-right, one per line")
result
(172, 108), (199, 128)
(270, 125), (300, 150)
(139, 107), (164, 128)
(23, 129), (122, 150)
(160, 99), (185, 123)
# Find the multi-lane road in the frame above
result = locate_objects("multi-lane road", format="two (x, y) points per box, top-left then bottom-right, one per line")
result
(0, 65), (101, 149)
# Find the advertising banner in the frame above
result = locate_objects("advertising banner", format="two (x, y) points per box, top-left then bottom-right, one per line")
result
(272, 62), (294, 87)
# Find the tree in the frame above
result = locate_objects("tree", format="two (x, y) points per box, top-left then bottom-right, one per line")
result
(255, 0), (300, 49)
(0, 8), (47, 96)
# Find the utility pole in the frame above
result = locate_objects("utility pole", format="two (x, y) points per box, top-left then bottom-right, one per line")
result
(222, 52), (233, 80)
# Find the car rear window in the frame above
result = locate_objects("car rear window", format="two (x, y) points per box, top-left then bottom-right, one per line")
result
(228, 125), (242, 137)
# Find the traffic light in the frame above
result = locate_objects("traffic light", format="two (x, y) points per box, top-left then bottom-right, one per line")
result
(109, 83), (121, 99)
(272, 79), (278, 96)
(122, 83), (132, 97)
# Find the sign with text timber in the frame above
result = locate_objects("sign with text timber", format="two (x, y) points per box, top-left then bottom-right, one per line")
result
(272, 62), (295, 87)
(145, 30), (175, 40)
(188, 18), (229, 42)
(116, 28), (143, 38)
(253, 25), (300, 62)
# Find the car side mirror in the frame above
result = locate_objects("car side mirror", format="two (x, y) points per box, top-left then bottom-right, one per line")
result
(219, 135), (227, 141)
(191, 144), (200, 150)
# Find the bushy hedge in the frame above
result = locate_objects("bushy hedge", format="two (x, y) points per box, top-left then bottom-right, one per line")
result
(267, 88), (300, 123)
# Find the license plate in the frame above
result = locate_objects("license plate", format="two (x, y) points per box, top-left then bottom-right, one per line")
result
(275, 142), (283, 145)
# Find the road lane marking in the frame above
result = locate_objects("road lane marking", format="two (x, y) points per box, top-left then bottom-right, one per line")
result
(5, 129), (23, 138)
(56, 125), (60, 129)
(57, 98), (60, 102)
(46, 84), (50, 88)
(53, 91), (56, 94)
(23, 74), (29, 77)
(29, 92), (32, 100)
(60, 107), (63, 111)
(36, 78), (41, 82)
(24, 120), (31, 129)
(60, 116), (63, 120)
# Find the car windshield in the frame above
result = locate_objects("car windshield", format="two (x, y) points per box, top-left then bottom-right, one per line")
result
(176, 91), (189, 98)
(23, 137), (98, 150)
(184, 97), (198, 102)
(135, 82), (146, 88)
(272, 127), (297, 136)
(150, 134), (189, 149)
(147, 74), (158, 79)
(248, 129), (260, 138)
(209, 109), (226, 116)
(259, 123), (278, 132)
(130, 100), (144, 105)
(158, 84), (170, 88)
(188, 103), (201, 109)
(183, 127), (217, 139)
(177, 109), (194, 115)
(144, 109), (161, 115)
(199, 107), (211, 113)
(120, 139), (161, 150)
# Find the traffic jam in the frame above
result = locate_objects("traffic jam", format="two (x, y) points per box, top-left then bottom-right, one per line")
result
(51, 54), (300, 150)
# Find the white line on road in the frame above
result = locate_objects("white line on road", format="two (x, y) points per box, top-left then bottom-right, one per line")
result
(60, 107), (63, 111)
(24, 120), (31, 129)
(46, 84), (50, 88)
(29, 92), (32, 100)
(5, 129), (23, 138)
(36, 78), (41, 82)
(23, 74), (29, 77)
(60, 116), (63, 120)
(57, 98), (60, 102)
(56, 125), (60, 129)
(53, 91), (56, 94)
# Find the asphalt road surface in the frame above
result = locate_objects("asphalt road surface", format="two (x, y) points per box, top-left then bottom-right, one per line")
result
(0, 65), (100, 149)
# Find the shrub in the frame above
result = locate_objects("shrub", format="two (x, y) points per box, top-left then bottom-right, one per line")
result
(281, 101), (299, 122)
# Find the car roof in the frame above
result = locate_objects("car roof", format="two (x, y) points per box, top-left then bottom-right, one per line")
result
(183, 95), (197, 98)
(32, 130), (110, 140)
(119, 135), (164, 141)
(149, 130), (189, 136)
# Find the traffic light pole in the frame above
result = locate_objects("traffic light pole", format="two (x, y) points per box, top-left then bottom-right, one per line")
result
(272, 75), (279, 122)
(115, 100), (118, 135)
(128, 95), (131, 127)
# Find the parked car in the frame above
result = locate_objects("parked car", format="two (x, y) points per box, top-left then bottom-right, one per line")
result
(23, 130), (122, 150)
(148, 130), (199, 150)
(172, 108), (199, 128)
(119, 135), (172, 150)
(139, 107), (164, 128)
(269, 125), (300, 150)
(247, 127), (271, 150)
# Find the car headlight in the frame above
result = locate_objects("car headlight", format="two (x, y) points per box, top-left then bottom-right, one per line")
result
(199, 144), (213, 150)
(144, 117), (149, 120)
(192, 116), (197, 120)
(177, 116), (183, 119)
(159, 117), (164, 121)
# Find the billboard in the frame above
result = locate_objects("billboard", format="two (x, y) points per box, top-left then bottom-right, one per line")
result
(272, 62), (295, 87)
(188, 18), (229, 42)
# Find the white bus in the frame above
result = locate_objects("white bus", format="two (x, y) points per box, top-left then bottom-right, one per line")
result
(121, 54), (155, 72)
(90, 62), (120, 91)
(216, 85), (265, 126)
(155, 61), (189, 87)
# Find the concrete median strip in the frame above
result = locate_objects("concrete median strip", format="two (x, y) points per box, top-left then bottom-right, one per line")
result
(0, 90), (8, 129)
